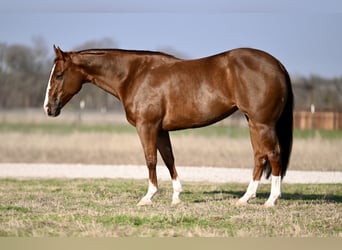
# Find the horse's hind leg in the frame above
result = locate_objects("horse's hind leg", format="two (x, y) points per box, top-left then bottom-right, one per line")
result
(157, 130), (182, 205)
(237, 122), (282, 207)
(264, 140), (282, 207)
(237, 124), (266, 205)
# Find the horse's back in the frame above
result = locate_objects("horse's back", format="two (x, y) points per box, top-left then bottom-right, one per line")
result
(131, 48), (290, 130)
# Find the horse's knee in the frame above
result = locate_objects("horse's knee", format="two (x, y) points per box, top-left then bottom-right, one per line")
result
(145, 156), (157, 168)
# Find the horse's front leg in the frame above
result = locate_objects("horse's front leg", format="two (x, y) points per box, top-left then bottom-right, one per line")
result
(157, 130), (182, 206)
(136, 123), (159, 206)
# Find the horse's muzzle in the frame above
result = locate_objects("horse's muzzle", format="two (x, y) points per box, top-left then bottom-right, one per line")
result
(45, 100), (62, 117)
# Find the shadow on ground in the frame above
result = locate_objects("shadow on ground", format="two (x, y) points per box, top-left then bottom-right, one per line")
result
(183, 189), (342, 204)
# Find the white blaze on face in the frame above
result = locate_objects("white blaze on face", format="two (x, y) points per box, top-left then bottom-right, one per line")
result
(43, 63), (56, 114)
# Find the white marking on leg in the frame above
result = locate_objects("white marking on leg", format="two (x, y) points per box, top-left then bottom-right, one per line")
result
(171, 177), (182, 205)
(43, 63), (56, 114)
(137, 180), (158, 206)
(237, 179), (259, 205)
(264, 175), (281, 207)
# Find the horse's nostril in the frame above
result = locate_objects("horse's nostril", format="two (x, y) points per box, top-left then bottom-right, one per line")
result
(44, 105), (54, 116)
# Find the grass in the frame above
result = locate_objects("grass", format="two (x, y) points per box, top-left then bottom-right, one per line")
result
(1, 113), (341, 238)
(0, 179), (341, 237)
(0, 121), (250, 138)
(1, 121), (342, 171)
(1, 121), (342, 139)
(0, 122), (137, 135)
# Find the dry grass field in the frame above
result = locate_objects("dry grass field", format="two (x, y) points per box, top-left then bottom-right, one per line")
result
(0, 179), (341, 237)
(0, 110), (341, 237)
(0, 121), (341, 171)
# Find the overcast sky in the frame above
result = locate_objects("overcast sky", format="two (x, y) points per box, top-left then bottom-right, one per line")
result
(1, 0), (341, 77)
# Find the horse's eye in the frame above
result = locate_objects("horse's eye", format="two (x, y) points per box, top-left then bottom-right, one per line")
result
(56, 73), (63, 80)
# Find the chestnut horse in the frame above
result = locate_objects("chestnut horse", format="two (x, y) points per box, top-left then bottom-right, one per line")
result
(44, 46), (293, 207)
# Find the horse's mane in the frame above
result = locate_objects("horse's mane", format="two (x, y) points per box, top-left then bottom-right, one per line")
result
(76, 48), (179, 59)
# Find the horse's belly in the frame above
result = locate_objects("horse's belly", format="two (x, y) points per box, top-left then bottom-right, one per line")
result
(162, 102), (236, 131)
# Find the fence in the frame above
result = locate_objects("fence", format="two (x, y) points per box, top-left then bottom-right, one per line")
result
(294, 111), (342, 130)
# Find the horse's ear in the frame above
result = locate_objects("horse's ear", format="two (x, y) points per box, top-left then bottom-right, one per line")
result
(53, 45), (66, 60)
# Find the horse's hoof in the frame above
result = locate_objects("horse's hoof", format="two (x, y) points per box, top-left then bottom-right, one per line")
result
(236, 199), (248, 206)
(137, 199), (153, 206)
(171, 199), (182, 206)
(263, 202), (275, 208)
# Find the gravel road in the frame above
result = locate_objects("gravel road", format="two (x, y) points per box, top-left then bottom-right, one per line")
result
(0, 163), (341, 184)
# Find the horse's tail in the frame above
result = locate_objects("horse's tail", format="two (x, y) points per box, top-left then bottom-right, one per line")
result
(266, 68), (294, 179)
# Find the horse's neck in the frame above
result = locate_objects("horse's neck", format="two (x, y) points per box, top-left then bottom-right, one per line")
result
(73, 51), (177, 101)
(72, 52), (131, 100)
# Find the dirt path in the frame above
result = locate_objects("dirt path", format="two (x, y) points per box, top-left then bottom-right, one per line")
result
(0, 163), (341, 184)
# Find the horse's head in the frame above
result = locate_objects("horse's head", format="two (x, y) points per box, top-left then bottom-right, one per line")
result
(44, 45), (84, 117)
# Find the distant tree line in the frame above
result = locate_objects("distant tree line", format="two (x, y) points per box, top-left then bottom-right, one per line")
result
(0, 38), (341, 112)
(292, 76), (342, 111)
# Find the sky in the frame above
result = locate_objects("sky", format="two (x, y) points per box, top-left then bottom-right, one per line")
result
(1, 0), (342, 78)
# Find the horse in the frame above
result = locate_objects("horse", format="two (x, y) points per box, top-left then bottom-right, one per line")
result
(44, 45), (293, 207)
